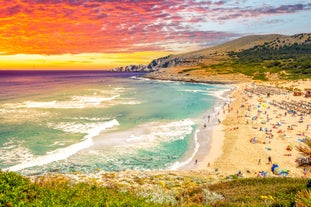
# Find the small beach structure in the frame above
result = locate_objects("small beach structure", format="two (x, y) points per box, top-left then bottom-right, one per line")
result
(294, 91), (303, 96)
(305, 89), (311, 98)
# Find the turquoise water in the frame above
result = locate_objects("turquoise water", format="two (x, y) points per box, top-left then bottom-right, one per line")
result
(0, 71), (229, 175)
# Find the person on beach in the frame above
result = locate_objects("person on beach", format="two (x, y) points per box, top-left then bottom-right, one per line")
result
(195, 159), (198, 165)
(304, 168), (308, 177)
(268, 156), (272, 164)
(258, 158), (261, 165)
(208, 115), (210, 122)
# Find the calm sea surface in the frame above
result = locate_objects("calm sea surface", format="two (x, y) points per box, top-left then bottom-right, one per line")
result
(0, 70), (229, 175)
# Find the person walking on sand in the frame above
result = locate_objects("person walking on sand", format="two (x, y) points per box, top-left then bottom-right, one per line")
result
(268, 156), (272, 164)
(258, 158), (261, 165)
(208, 115), (210, 122)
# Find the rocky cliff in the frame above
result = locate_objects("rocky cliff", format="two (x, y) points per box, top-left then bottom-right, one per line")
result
(110, 54), (204, 72)
(110, 64), (150, 72)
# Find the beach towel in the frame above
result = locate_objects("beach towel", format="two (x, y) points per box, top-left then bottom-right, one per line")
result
(271, 164), (279, 173)
(274, 167), (281, 175)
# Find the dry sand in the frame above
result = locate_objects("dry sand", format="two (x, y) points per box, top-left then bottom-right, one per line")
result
(185, 80), (311, 179)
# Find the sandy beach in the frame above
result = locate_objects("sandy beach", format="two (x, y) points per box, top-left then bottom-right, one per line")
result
(186, 80), (311, 179)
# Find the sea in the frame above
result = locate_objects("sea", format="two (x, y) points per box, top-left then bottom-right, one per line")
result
(0, 70), (231, 175)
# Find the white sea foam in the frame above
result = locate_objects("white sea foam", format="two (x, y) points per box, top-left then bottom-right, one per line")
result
(124, 119), (194, 146)
(3, 92), (141, 109)
(0, 139), (34, 167)
(86, 119), (195, 166)
(179, 89), (210, 94)
(71, 94), (120, 105)
(20, 94), (120, 109)
(5, 119), (119, 172)
(152, 119), (194, 142)
(209, 87), (234, 102)
(72, 117), (111, 121)
(0, 108), (53, 123)
(130, 76), (176, 83)
(47, 120), (118, 135)
(50, 141), (68, 146)
(118, 99), (142, 105)
(90, 119), (194, 158)
(130, 76), (150, 81)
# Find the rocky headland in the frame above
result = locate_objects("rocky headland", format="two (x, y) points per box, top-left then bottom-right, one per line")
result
(110, 33), (311, 83)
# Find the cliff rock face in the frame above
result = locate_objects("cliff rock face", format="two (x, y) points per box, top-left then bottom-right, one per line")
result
(110, 55), (205, 72)
(146, 55), (206, 70)
(146, 55), (172, 70)
(110, 64), (151, 72)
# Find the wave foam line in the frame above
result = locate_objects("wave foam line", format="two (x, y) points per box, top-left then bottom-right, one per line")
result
(210, 87), (233, 102)
(168, 129), (200, 170)
(5, 119), (119, 172)
(130, 76), (151, 81)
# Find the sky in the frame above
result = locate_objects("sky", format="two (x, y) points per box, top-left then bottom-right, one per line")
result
(0, 0), (310, 70)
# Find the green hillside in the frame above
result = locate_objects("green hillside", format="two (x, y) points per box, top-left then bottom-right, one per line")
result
(149, 33), (311, 81)
(218, 36), (311, 80)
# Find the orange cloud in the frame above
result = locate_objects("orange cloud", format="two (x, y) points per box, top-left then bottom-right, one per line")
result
(0, 0), (240, 55)
(0, 0), (309, 69)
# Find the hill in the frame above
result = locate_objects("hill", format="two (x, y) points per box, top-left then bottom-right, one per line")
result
(144, 33), (311, 82)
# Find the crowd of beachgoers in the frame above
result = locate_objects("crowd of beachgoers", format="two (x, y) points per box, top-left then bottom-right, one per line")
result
(190, 81), (311, 180)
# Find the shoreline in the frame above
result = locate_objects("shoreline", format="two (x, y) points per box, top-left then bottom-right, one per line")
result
(175, 78), (311, 179)
(177, 84), (235, 171)
(7, 72), (311, 182)
(144, 71), (244, 85)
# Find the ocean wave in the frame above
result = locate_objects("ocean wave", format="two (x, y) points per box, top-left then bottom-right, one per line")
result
(125, 119), (194, 145)
(2, 93), (141, 109)
(5, 119), (119, 172)
(168, 129), (200, 170)
(71, 119), (196, 171)
(209, 87), (233, 102)
(71, 94), (120, 105)
(0, 108), (53, 123)
(71, 117), (112, 121)
(88, 119), (194, 158)
(21, 94), (119, 109)
(179, 89), (210, 94)
(0, 139), (34, 167)
(47, 119), (119, 136)
(130, 76), (151, 81)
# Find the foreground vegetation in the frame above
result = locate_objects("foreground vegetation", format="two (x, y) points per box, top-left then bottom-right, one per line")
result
(1, 170), (311, 206)
(209, 177), (309, 206)
(0, 170), (158, 207)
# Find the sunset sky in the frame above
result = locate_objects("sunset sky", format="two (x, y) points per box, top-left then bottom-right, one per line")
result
(0, 0), (310, 70)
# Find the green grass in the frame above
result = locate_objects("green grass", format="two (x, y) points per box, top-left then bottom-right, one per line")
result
(208, 177), (308, 206)
(0, 170), (159, 207)
(1, 170), (310, 206)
